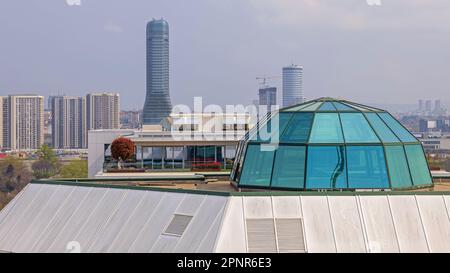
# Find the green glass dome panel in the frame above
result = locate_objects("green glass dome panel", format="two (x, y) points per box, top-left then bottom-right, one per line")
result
(239, 144), (275, 187)
(364, 113), (400, 143)
(309, 113), (344, 143)
(340, 113), (380, 143)
(332, 102), (357, 111)
(271, 145), (306, 189)
(346, 146), (389, 189)
(318, 102), (337, 111)
(404, 144), (433, 186)
(298, 102), (323, 112)
(378, 113), (418, 143)
(282, 101), (315, 112)
(280, 113), (314, 143)
(385, 145), (413, 188)
(305, 146), (347, 189)
(254, 112), (293, 142)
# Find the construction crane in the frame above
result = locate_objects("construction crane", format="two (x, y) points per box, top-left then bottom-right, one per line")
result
(256, 75), (279, 88)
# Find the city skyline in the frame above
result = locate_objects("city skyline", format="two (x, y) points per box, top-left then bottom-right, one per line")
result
(1, 1), (450, 109)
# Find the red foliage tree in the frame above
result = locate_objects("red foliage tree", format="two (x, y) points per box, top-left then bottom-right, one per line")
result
(110, 137), (135, 161)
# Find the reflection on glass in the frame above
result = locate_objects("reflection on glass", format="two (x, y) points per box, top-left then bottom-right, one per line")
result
(306, 146), (347, 189)
(346, 146), (389, 189)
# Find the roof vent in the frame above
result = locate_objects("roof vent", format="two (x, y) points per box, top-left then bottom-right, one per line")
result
(246, 219), (277, 253)
(275, 218), (306, 253)
(164, 214), (193, 236)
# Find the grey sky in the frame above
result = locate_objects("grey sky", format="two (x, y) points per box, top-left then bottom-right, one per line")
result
(1, 0), (450, 110)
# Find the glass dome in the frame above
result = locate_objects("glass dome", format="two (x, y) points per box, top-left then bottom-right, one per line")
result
(231, 98), (433, 191)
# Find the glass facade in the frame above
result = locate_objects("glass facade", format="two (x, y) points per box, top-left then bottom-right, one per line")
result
(129, 145), (235, 171)
(233, 98), (432, 190)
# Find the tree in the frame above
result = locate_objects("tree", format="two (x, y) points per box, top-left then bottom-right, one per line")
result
(0, 156), (32, 193)
(37, 144), (58, 165)
(111, 137), (135, 161)
(32, 145), (60, 178)
(60, 160), (88, 178)
(32, 160), (57, 179)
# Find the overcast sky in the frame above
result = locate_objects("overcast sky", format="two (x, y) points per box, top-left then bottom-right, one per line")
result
(1, 0), (450, 110)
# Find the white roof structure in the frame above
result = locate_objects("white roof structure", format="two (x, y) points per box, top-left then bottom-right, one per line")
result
(0, 181), (449, 253)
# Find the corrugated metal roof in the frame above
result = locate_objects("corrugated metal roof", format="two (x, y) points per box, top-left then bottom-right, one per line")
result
(0, 184), (227, 253)
(0, 182), (449, 253)
(215, 195), (450, 253)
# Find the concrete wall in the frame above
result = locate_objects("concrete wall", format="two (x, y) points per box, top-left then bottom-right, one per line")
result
(88, 129), (135, 178)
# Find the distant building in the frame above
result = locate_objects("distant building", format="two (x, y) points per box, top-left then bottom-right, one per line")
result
(143, 19), (172, 125)
(86, 93), (120, 130)
(1, 95), (44, 150)
(425, 100), (432, 112)
(51, 96), (87, 149)
(282, 64), (304, 107)
(120, 110), (142, 129)
(418, 99), (424, 112)
(258, 87), (277, 113)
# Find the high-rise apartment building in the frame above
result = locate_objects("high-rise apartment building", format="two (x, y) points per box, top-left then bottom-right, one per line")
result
(282, 64), (304, 108)
(86, 93), (120, 130)
(1, 95), (44, 150)
(143, 19), (172, 125)
(51, 96), (87, 149)
(120, 110), (141, 129)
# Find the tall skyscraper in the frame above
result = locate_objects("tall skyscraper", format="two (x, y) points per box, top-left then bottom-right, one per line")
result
(143, 18), (172, 125)
(86, 93), (120, 130)
(1, 95), (44, 150)
(51, 96), (87, 149)
(258, 87), (277, 113)
(282, 64), (304, 108)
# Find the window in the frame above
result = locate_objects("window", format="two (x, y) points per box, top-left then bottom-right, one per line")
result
(404, 144), (432, 186)
(306, 146), (347, 189)
(378, 113), (417, 143)
(340, 113), (380, 143)
(164, 214), (193, 236)
(385, 146), (413, 188)
(308, 113), (344, 143)
(346, 146), (389, 189)
(364, 113), (400, 143)
(271, 146), (306, 189)
(239, 144), (276, 187)
(280, 113), (314, 143)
